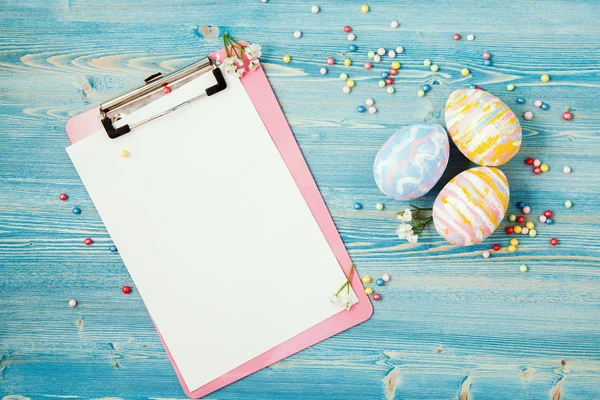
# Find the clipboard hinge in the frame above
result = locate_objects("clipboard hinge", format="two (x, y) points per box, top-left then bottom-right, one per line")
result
(99, 57), (227, 139)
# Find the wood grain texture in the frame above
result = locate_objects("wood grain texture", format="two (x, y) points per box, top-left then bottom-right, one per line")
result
(1, 0), (599, 399)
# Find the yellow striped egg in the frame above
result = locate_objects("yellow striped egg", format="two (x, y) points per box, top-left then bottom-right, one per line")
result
(433, 167), (509, 246)
(445, 89), (521, 166)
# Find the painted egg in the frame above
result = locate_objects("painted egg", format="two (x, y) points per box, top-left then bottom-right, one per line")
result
(445, 89), (522, 166)
(373, 124), (449, 200)
(433, 166), (509, 246)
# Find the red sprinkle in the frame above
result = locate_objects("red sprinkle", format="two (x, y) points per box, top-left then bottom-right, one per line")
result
(343, 26), (352, 33)
(533, 167), (541, 174)
(453, 33), (461, 40)
(505, 226), (514, 234)
(525, 157), (534, 165)
(385, 78), (393, 85)
(516, 216), (525, 224)
(122, 285), (132, 294)
(550, 238), (558, 246)
(389, 69), (398, 76)
(562, 110), (573, 121)
(59, 193), (68, 201)
(492, 243), (501, 251)
(544, 210), (553, 218)
(373, 293), (381, 301)
(162, 86), (171, 94)
(83, 238), (93, 246)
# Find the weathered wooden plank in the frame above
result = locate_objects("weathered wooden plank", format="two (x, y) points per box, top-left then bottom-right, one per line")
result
(1, 0), (600, 399)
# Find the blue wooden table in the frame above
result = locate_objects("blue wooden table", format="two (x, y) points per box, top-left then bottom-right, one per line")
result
(1, 1), (599, 399)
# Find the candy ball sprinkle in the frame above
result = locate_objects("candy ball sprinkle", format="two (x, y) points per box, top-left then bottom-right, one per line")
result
(293, 30), (302, 39)
(362, 275), (372, 284)
(357, 105), (366, 113)
(563, 110), (573, 121)
(109, 245), (118, 252)
(565, 200), (573, 209)
(520, 264), (528, 273)
(541, 74), (550, 82)
(342, 86), (351, 94)
(365, 287), (373, 295)
(365, 98), (374, 106)
(382, 273), (390, 282)
(122, 285), (132, 294)
(524, 111), (533, 120)
(482, 52), (491, 60)
(539, 215), (547, 223)
(354, 202), (363, 210)
(521, 227), (529, 235)
(493, 243), (501, 251)
(311, 5), (319, 13)
(72, 207), (81, 215)
(320, 67), (327, 75)
(386, 86), (395, 94)
(417, 89), (425, 97)
(364, 62), (372, 70)
(517, 97), (525, 104)
(540, 163), (549, 172)
(343, 25), (352, 33)
(69, 299), (77, 307)
(461, 68), (470, 77)
(368, 106), (377, 114)
(59, 193), (68, 201)
(507, 245), (517, 253)
(563, 166), (571, 174)
(396, 46), (404, 53)
(84, 238), (93, 246)
(360, 4), (369, 13)
(507, 84), (515, 91)
(373, 293), (381, 301)
(327, 57), (335, 65)
(522, 206), (531, 214)
(467, 34), (475, 41)
(482, 250), (490, 258)
(423, 59), (431, 67)
(375, 202), (384, 210)
(453, 33), (461, 40)
(550, 238), (558, 246)
(430, 64), (439, 72)
(508, 214), (516, 222)
(533, 159), (541, 167)
(528, 229), (537, 237)
(344, 58), (352, 67)
(390, 20), (399, 28)
(388, 50), (396, 58)
(347, 33), (356, 41)
(373, 54), (381, 62)
(283, 55), (291, 63)
(534, 100), (543, 108)
(376, 278), (384, 286)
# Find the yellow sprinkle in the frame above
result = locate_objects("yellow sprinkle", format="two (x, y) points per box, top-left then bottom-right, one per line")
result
(507, 245), (517, 253)
(360, 4), (369, 13)
(529, 229), (537, 238)
(508, 214), (516, 222)
(282, 55), (291, 63)
(526, 221), (534, 229)
(514, 225), (522, 234)
(507, 84), (515, 91)
(520, 264), (528, 273)
(346, 79), (355, 88)
(362, 275), (372, 284)
(121, 150), (129, 158)
(510, 238), (519, 246)
(365, 287), (373, 295)
(344, 58), (352, 67)
(391, 61), (401, 70)
(541, 74), (550, 82)
(417, 89), (425, 97)
(540, 163), (549, 172)
(461, 68), (470, 77)
(423, 59), (431, 67)
(430, 64), (439, 72)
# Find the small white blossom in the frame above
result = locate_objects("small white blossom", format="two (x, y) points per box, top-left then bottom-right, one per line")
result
(224, 64), (238, 75)
(407, 233), (419, 243)
(396, 223), (413, 239)
(248, 58), (260, 70)
(236, 67), (246, 78)
(401, 208), (412, 222)
(223, 57), (236, 66)
(245, 43), (262, 59)
(331, 292), (358, 310)
(233, 56), (244, 66)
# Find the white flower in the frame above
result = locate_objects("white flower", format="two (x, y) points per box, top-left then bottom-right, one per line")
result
(401, 208), (413, 222)
(236, 67), (246, 78)
(248, 58), (260, 70)
(331, 292), (358, 310)
(224, 64), (238, 75)
(223, 57), (236, 66)
(407, 233), (419, 243)
(245, 43), (262, 59)
(396, 223), (413, 239)
(232, 56), (244, 66)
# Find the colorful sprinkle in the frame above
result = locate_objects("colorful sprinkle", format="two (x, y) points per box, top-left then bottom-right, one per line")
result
(368, 106), (377, 114)
(534, 100), (543, 108)
(526, 221), (535, 229)
(396, 46), (404, 53)
(357, 105), (366, 113)
(373, 293), (381, 301)
(365, 287), (373, 295)
(541, 103), (549, 110)
(510, 238), (519, 246)
(493, 243), (501, 251)
(343, 26), (352, 33)
(546, 218), (553, 224)
(482, 250), (490, 258)
(517, 97), (525, 104)
(521, 227), (529, 235)
(376, 278), (384, 286)
(563, 166), (571, 174)
(533, 167), (541, 174)
(482, 52), (491, 60)
(423, 59), (431, 67)
(524, 111), (533, 120)
(282, 55), (291, 63)
(344, 58), (352, 66)
(311, 5), (320, 13)
(563, 110), (573, 121)
(525, 157), (534, 165)
(390, 20), (399, 28)
(565, 200), (572, 209)
(533, 159), (541, 167)
(540, 163), (549, 172)
(541, 74), (550, 83)
(507, 245), (516, 253)
(550, 238), (558, 246)
(109, 245), (118, 252)
(378, 80), (386, 88)
(453, 33), (461, 40)
(349, 44), (357, 52)
(342, 86), (351, 94)
(391, 61), (400, 70)
(364, 62), (372, 70)
(69, 299), (77, 307)
(430, 64), (439, 72)
(508, 214), (516, 222)
(519, 264), (528, 273)
(514, 225), (522, 234)
(522, 206), (531, 214)
(362, 275), (372, 284)
(346, 79), (355, 88)
(84, 238), (93, 246)
(422, 84), (431, 92)
(417, 89), (425, 97)
(320, 67), (327, 75)
(72, 207), (81, 215)
(528, 229), (537, 237)
(59, 193), (68, 201)
(505, 226), (514, 234)
(347, 33), (356, 41)
(544, 210), (553, 218)
(539, 215), (547, 223)
(377, 48), (386, 56)
(365, 98), (374, 106)
(339, 72), (348, 80)
(375, 202), (384, 210)
(467, 34), (475, 41)
(388, 50), (396, 58)
(293, 30), (302, 39)
(122, 285), (132, 294)
(360, 4), (369, 13)
(507, 84), (515, 91)
(461, 68), (470, 77)
(327, 57), (335, 65)
(121, 150), (129, 157)
(382, 273), (390, 282)
(386, 86), (395, 94)
(354, 202), (363, 210)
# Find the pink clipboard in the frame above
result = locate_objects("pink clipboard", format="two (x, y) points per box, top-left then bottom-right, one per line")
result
(65, 45), (372, 398)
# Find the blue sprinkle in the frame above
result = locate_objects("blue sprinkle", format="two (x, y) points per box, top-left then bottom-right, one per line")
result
(357, 105), (365, 113)
(353, 202), (363, 210)
(109, 245), (118, 252)
(516, 97), (525, 104)
(72, 207), (81, 215)
(541, 103), (549, 110)
(422, 84), (431, 92)
(484, 59), (491, 66)
(348, 44), (357, 52)
(381, 72), (388, 79)
(376, 278), (384, 286)
(516, 201), (525, 208)
(468, 84), (477, 89)
(546, 218), (553, 224)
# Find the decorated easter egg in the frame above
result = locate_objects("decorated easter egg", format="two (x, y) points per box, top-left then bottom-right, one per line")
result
(373, 123), (449, 200)
(445, 89), (522, 166)
(433, 166), (509, 246)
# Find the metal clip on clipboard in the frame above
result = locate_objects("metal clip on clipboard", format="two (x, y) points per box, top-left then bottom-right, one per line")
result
(100, 57), (227, 139)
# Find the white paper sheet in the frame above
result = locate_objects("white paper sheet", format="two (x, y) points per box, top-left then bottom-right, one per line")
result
(67, 68), (354, 391)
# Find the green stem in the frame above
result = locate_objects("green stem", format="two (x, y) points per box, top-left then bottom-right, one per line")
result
(335, 264), (355, 296)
